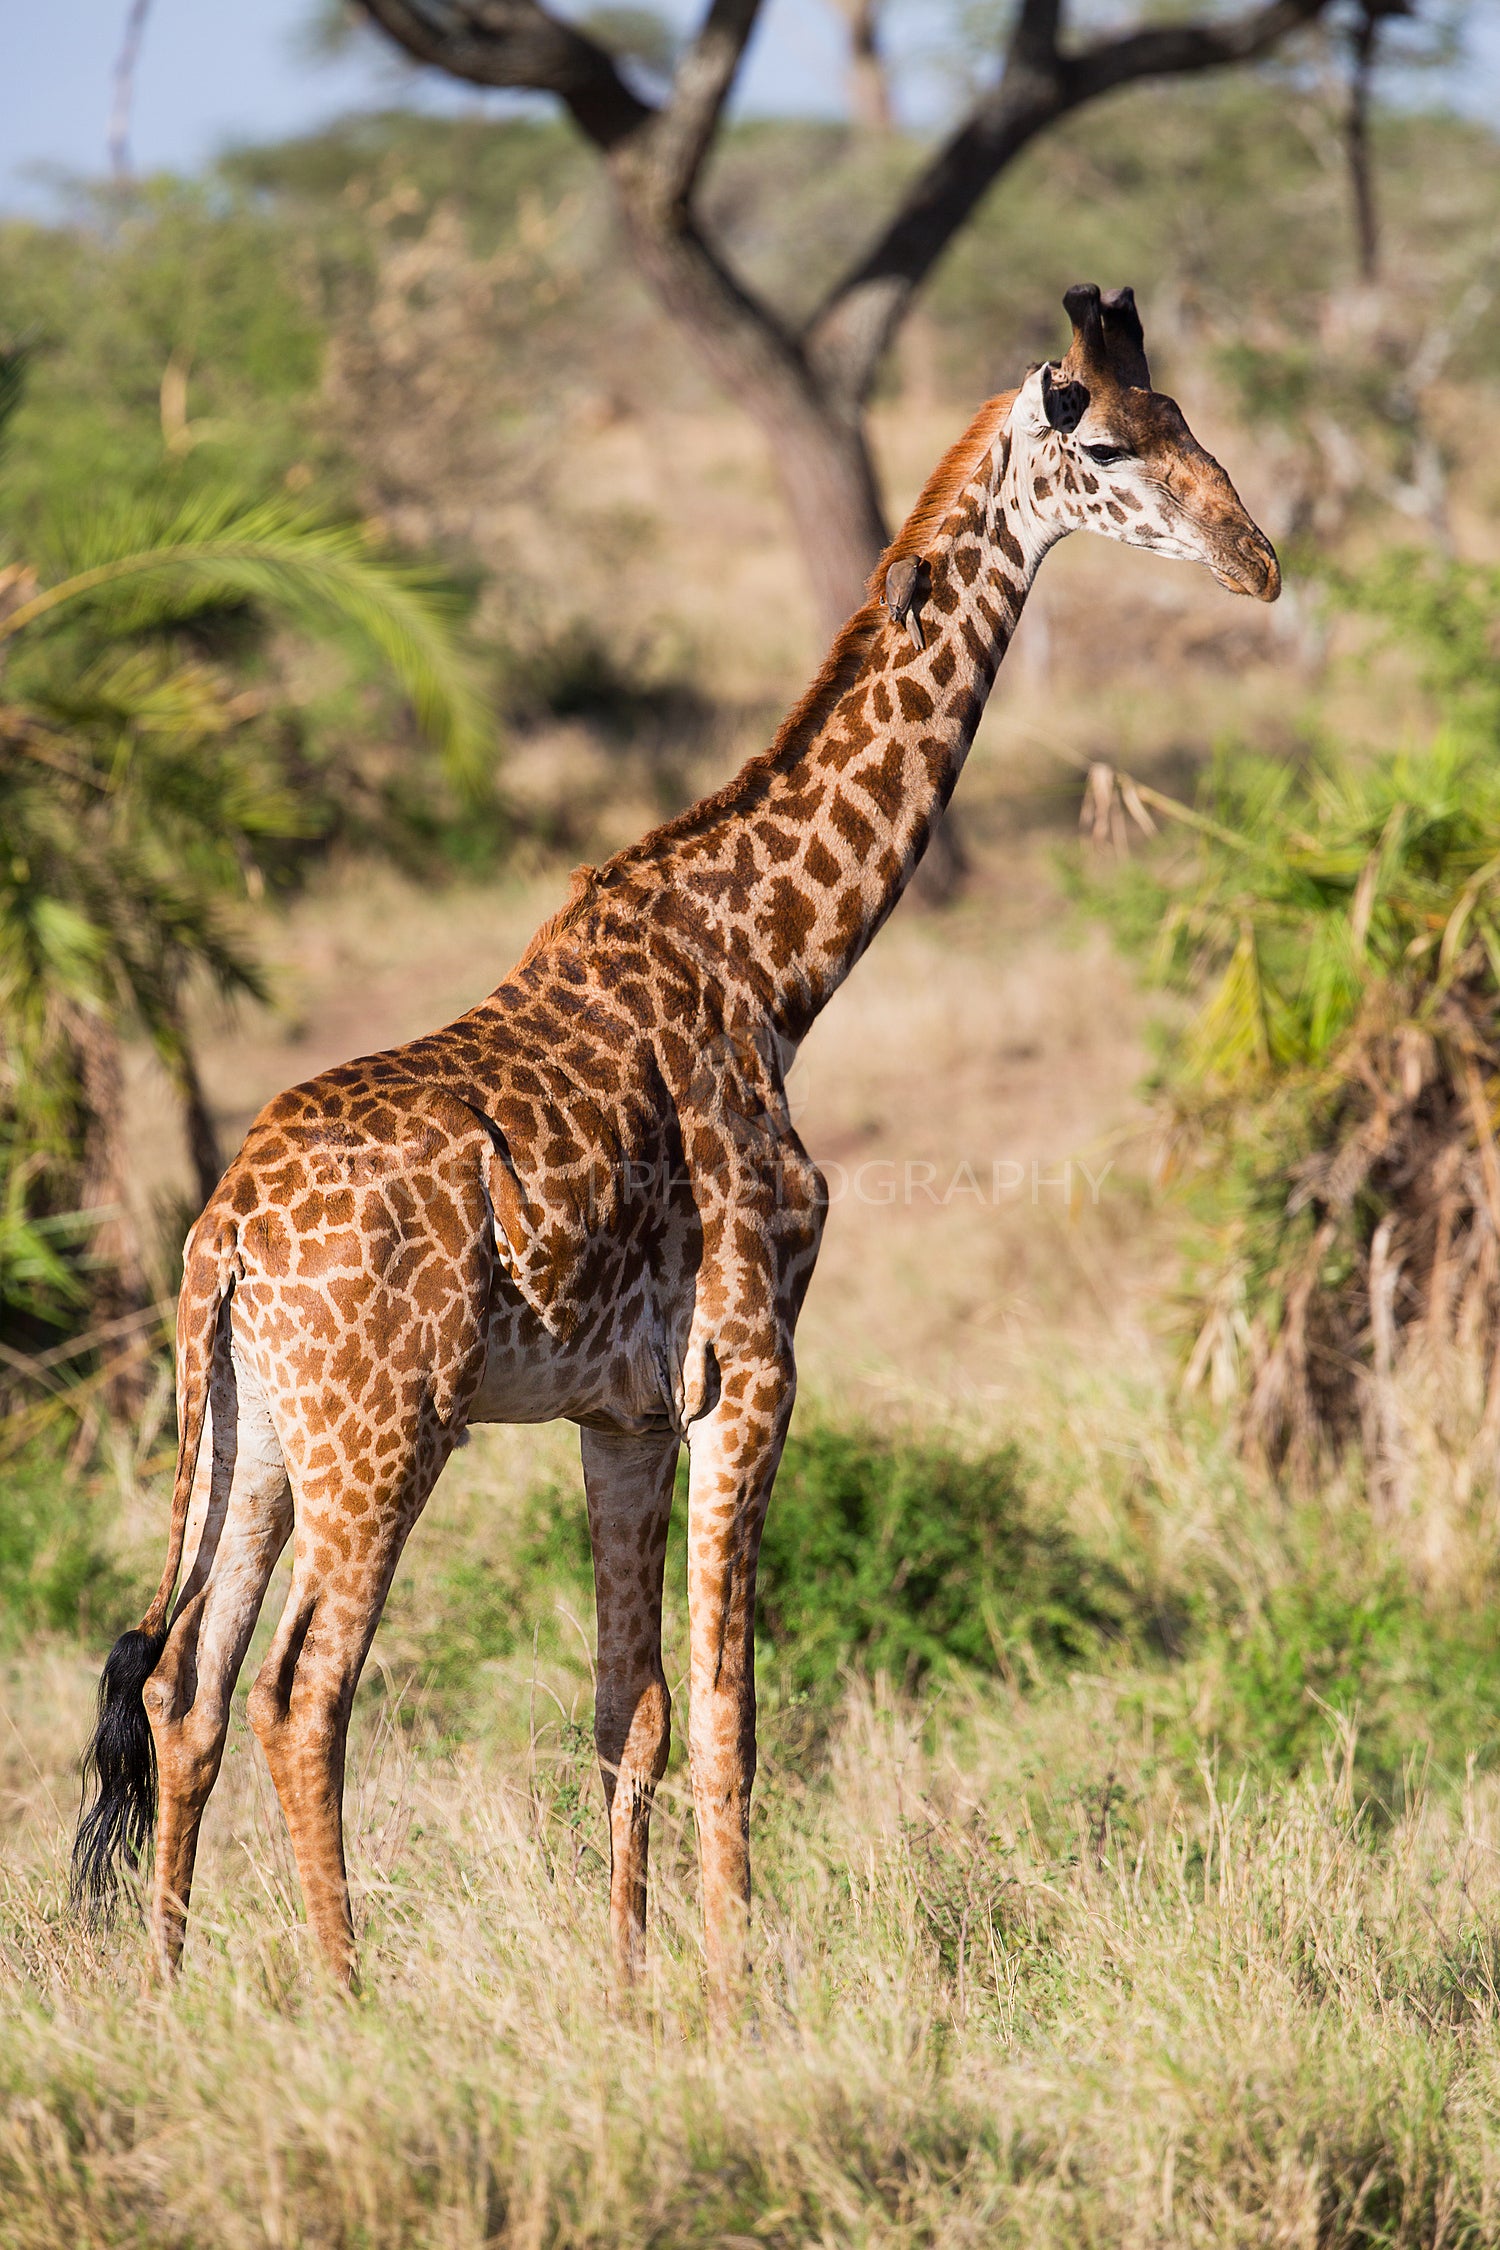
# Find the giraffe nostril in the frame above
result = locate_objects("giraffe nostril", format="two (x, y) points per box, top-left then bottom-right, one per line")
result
(1245, 532), (1281, 603)
(1220, 529), (1280, 602)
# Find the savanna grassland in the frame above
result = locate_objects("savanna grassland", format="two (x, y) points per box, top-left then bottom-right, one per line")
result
(6, 71), (1500, 2248)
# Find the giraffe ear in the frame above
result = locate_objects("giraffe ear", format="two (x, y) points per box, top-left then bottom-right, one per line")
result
(1041, 364), (1089, 435)
(1062, 282), (1106, 375)
(1100, 286), (1151, 388)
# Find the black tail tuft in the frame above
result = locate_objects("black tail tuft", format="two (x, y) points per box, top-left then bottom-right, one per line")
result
(71, 1627), (167, 1919)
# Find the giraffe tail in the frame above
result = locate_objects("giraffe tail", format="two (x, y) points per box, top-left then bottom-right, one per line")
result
(72, 1229), (230, 1919)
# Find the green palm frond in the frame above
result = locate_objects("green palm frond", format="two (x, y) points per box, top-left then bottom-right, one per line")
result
(5, 492), (493, 792)
(1186, 921), (1272, 1086)
(17, 651), (315, 846)
(0, 351), (507, 1360)
(0, 1149), (86, 1320)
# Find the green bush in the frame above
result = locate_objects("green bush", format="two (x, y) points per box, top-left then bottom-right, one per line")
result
(0, 1445), (131, 1644)
(1073, 556), (1500, 1481)
(1205, 1566), (1500, 1809)
(464, 1413), (1135, 1702)
(747, 1418), (1130, 1695)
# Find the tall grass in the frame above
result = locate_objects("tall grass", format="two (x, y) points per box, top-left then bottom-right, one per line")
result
(5, 1641), (1500, 2246)
(8, 1395), (1500, 2245)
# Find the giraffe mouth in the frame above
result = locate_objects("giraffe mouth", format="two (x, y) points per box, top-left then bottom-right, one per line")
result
(1213, 530), (1281, 603)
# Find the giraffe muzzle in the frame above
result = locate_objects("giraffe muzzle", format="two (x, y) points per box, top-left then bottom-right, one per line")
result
(1214, 526), (1281, 603)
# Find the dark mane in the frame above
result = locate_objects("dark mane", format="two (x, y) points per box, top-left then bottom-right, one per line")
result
(868, 387), (1017, 589)
(587, 388), (1018, 888)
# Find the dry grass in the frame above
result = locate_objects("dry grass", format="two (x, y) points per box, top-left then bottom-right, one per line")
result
(6, 1563), (1500, 2248)
(7, 1351), (1500, 2246)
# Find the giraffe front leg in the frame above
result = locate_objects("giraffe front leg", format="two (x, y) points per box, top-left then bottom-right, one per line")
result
(580, 1427), (677, 1987)
(685, 1363), (794, 2007)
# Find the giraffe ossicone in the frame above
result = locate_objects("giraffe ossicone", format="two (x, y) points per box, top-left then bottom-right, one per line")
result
(73, 285), (1278, 1997)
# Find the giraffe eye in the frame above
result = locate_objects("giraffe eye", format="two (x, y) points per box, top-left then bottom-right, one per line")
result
(1082, 443), (1134, 467)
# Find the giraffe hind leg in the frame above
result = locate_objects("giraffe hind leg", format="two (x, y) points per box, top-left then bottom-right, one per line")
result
(246, 1432), (452, 1988)
(140, 1335), (293, 1974)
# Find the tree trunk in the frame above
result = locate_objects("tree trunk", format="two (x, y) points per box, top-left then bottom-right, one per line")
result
(609, 175), (889, 636)
(108, 0), (153, 182)
(159, 991), (225, 1209)
(761, 392), (889, 638)
(178, 1044), (225, 1212)
(835, 0), (893, 133)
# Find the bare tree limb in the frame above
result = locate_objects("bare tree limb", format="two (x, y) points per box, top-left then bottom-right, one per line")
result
(631, 0), (764, 212)
(354, 0), (652, 148)
(829, 0), (894, 131)
(804, 0), (1335, 407)
(606, 191), (889, 628)
(1067, 0), (1335, 99)
(1011, 0), (1064, 73)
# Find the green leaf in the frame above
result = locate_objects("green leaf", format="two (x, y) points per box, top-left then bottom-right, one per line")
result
(5, 491), (495, 794)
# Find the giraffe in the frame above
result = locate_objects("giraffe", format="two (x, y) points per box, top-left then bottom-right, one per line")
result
(74, 284), (1278, 1997)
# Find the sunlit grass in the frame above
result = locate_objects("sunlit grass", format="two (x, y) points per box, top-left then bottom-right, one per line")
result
(5, 1651), (1500, 2246)
(6, 1382), (1500, 2245)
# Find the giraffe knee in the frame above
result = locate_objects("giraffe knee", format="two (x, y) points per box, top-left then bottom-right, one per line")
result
(245, 1679), (282, 1751)
(597, 1671), (671, 1786)
(248, 1650), (353, 1778)
(144, 1687), (228, 1805)
(247, 1596), (318, 1750)
(246, 1655), (296, 1751)
(140, 1597), (227, 1796)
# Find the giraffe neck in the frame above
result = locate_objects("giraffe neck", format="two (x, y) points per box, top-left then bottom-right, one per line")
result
(628, 408), (1054, 1045)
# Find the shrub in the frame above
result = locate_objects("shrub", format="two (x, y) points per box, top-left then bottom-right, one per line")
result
(0, 1443), (131, 1644)
(1079, 556), (1500, 1496)
(747, 1418), (1131, 1695)
(476, 1413), (1135, 1702)
(1192, 1562), (1500, 1797)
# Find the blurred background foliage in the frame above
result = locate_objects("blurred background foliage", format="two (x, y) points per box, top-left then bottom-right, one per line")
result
(3, 13), (1500, 1768)
(1079, 554), (1500, 1518)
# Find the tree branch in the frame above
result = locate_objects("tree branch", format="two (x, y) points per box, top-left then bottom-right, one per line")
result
(632, 0), (764, 212)
(1066, 0), (1336, 100)
(108, 0), (154, 182)
(804, 0), (1335, 408)
(1010, 0), (1062, 72)
(352, 0), (652, 149)
(357, 0), (821, 547)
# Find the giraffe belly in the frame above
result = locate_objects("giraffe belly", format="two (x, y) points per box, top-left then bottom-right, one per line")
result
(466, 1296), (679, 1438)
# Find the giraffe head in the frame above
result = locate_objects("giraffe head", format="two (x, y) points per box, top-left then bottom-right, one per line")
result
(1012, 283), (1280, 601)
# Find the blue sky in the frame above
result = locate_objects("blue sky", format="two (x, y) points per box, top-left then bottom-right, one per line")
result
(1, 0), (909, 210)
(4, 0), (1497, 214)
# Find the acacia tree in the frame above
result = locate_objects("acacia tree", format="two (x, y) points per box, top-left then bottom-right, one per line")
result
(356, 0), (1341, 633)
